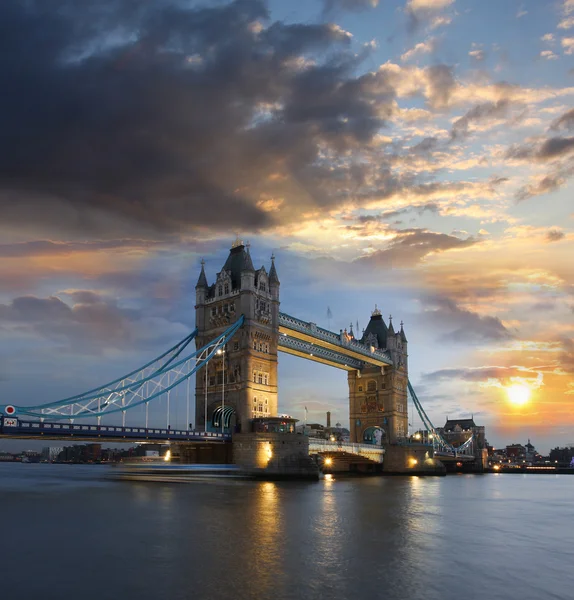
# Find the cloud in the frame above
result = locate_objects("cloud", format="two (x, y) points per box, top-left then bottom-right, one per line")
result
(516, 6), (528, 18)
(407, 0), (454, 10)
(546, 229), (566, 242)
(540, 50), (559, 60)
(516, 172), (568, 201)
(469, 49), (485, 62)
(423, 365), (539, 383)
(356, 228), (478, 268)
(551, 107), (574, 131)
(506, 136), (574, 162)
(401, 38), (437, 62)
(538, 136), (574, 159)
(0, 239), (161, 258)
(558, 17), (574, 29)
(451, 100), (509, 140)
(405, 0), (455, 32)
(541, 33), (555, 42)
(421, 296), (512, 343)
(0, 292), (187, 353)
(0, 0), (398, 239)
(562, 37), (574, 54)
(323, 0), (378, 12)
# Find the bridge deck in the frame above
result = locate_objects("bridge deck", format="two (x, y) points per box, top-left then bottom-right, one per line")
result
(278, 312), (392, 369)
(0, 419), (231, 444)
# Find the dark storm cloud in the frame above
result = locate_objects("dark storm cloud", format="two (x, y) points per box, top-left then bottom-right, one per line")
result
(357, 228), (477, 268)
(0, 0), (395, 238)
(422, 296), (511, 343)
(450, 100), (509, 140)
(545, 229), (565, 242)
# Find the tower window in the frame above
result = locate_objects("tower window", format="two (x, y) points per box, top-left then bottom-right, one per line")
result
(358, 386), (363, 392)
(260, 283), (266, 292)
(211, 308), (216, 317)
(367, 380), (377, 392)
(224, 283), (229, 294)
(233, 341), (239, 351)
(218, 286), (222, 296)
(258, 373), (263, 384)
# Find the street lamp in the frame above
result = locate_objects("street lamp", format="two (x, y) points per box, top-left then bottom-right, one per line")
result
(217, 346), (225, 434)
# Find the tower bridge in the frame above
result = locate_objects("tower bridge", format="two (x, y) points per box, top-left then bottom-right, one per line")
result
(0, 239), (484, 475)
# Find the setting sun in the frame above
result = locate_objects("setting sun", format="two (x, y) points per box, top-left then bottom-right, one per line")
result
(506, 384), (531, 407)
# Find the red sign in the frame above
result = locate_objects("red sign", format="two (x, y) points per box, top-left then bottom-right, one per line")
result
(4, 405), (16, 415)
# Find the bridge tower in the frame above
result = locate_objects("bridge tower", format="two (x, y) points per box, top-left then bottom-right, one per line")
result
(348, 308), (409, 444)
(195, 240), (280, 433)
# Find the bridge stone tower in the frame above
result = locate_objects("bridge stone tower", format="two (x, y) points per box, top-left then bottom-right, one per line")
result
(348, 308), (409, 444)
(195, 240), (280, 433)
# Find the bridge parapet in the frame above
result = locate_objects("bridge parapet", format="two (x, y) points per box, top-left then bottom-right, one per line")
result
(278, 312), (392, 366)
(308, 438), (385, 463)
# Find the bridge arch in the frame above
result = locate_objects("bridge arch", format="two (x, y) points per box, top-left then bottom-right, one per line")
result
(362, 426), (386, 446)
(212, 405), (237, 431)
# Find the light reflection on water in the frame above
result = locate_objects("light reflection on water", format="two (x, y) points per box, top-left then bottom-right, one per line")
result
(0, 464), (572, 600)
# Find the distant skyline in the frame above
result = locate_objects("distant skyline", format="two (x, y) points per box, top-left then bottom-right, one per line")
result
(1, 0), (573, 453)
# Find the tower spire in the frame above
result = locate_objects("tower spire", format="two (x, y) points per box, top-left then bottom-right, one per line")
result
(269, 252), (279, 284)
(196, 258), (208, 288)
(400, 320), (408, 342)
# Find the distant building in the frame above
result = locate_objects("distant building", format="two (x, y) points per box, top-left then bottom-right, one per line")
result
(439, 417), (486, 450)
(505, 444), (525, 458)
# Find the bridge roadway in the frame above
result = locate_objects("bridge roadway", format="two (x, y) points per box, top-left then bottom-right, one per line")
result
(0, 419), (230, 444)
(308, 438), (385, 463)
(278, 312), (392, 371)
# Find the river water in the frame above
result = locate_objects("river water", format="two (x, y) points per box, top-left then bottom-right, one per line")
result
(0, 464), (572, 600)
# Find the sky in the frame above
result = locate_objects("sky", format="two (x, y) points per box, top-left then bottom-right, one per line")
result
(0, 0), (573, 454)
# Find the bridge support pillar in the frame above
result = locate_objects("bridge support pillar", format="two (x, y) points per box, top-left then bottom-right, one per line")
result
(232, 433), (319, 479)
(382, 444), (446, 475)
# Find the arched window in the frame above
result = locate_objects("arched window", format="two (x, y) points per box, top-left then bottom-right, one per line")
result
(367, 380), (377, 392)
(253, 340), (257, 350)
(358, 385), (363, 392)
(253, 372), (257, 383)
(264, 374), (268, 385)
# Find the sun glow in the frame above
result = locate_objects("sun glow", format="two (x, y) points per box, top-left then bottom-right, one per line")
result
(506, 384), (531, 406)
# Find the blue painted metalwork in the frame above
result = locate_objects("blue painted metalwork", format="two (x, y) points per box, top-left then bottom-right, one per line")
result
(407, 380), (474, 457)
(0, 316), (245, 420)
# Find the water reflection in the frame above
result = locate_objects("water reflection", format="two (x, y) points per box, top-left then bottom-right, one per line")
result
(0, 465), (572, 600)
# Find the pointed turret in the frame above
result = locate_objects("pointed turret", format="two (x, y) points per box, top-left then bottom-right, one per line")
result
(269, 253), (280, 285)
(360, 305), (388, 349)
(196, 259), (208, 288)
(387, 314), (395, 336)
(400, 320), (408, 343)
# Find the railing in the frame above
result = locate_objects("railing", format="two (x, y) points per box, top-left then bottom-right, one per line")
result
(0, 419), (231, 441)
(278, 312), (393, 366)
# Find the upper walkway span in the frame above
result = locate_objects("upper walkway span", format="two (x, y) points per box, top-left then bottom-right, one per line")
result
(278, 312), (393, 370)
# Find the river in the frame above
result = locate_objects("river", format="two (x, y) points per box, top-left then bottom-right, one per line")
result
(0, 463), (572, 600)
